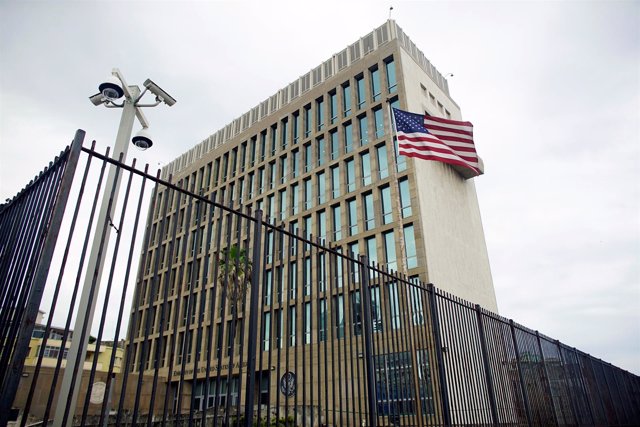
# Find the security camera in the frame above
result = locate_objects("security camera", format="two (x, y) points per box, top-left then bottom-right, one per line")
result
(132, 128), (153, 150)
(143, 79), (176, 106)
(99, 75), (124, 100)
(89, 93), (106, 106)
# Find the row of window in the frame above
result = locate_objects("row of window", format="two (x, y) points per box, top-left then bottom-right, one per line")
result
(143, 184), (417, 309)
(154, 103), (402, 228)
(153, 55), (399, 221)
(133, 275), (429, 371)
(149, 144), (409, 258)
(138, 219), (419, 324)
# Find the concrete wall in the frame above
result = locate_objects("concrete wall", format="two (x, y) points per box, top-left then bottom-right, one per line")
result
(398, 48), (498, 311)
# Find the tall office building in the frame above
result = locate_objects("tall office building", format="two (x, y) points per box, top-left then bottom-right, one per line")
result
(129, 20), (497, 423)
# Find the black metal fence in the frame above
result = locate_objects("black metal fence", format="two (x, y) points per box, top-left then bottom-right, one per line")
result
(1, 133), (638, 427)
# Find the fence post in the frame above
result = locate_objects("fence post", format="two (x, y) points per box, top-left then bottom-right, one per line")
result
(0, 130), (84, 426)
(509, 320), (533, 426)
(359, 255), (377, 427)
(427, 283), (451, 426)
(244, 210), (263, 427)
(475, 305), (499, 426)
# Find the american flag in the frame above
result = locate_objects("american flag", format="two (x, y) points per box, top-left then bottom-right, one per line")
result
(392, 107), (481, 176)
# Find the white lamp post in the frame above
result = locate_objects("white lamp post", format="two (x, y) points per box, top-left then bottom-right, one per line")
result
(53, 69), (176, 427)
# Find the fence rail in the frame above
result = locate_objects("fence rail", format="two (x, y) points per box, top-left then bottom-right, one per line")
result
(1, 133), (638, 427)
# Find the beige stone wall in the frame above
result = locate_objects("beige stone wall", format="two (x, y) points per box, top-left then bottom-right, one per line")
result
(397, 48), (498, 311)
(12, 366), (166, 423)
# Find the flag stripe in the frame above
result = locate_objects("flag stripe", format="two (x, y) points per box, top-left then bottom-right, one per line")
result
(399, 143), (480, 167)
(424, 122), (473, 137)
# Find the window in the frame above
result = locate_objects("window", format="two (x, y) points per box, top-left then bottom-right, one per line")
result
(240, 143), (247, 172)
(291, 183), (299, 215)
(330, 91), (338, 124)
(383, 231), (397, 272)
(230, 149), (237, 176)
(289, 261), (297, 299)
(334, 295), (345, 339)
(281, 119), (289, 149)
(304, 178), (313, 210)
(290, 220), (298, 255)
(304, 105), (312, 137)
(221, 154), (229, 180)
(317, 137), (325, 167)
(399, 178), (412, 218)
(330, 131), (340, 160)
(356, 75), (366, 109)
(260, 132), (267, 160)
(269, 162), (276, 190)
(332, 204), (342, 241)
(374, 108), (384, 138)
(238, 178), (245, 202)
(389, 281), (400, 329)
(303, 216), (312, 250)
(288, 306), (296, 347)
(347, 198), (358, 236)
(292, 149), (300, 178)
(279, 189), (287, 221)
(380, 186), (392, 224)
(361, 152), (372, 186)
(248, 173), (254, 198)
(264, 269), (273, 305)
(363, 192), (375, 230)
(351, 291), (362, 335)
(358, 115), (369, 145)
(304, 144), (312, 172)
(344, 123), (353, 153)
(318, 299), (327, 341)
(371, 285), (382, 332)
(257, 168), (265, 192)
(409, 282), (424, 325)
(348, 242), (360, 283)
(385, 57), (397, 93)
(269, 128), (277, 157)
(304, 257), (312, 296)
(331, 165), (340, 198)
(304, 302), (312, 344)
(316, 97), (324, 131)
(317, 172), (326, 204)
(293, 113), (300, 144)
(276, 309), (284, 348)
(249, 138), (256, 166)
(371, 67), (381, 101)
(262, 312), (271, 351)
(346, 159), (356, 192)
(404, 224), (418, 269)
(377, 144), (389, 179)
(366, 237), (378, 266)
(335, 247), (344, 288)
(280, 156), (288, 184)
(317, 210), (326, 240)
(342, 83), (351, 117)
(375, 352), (417, 416)
(267, 194), (275, 221)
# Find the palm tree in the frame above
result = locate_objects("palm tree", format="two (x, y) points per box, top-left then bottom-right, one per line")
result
(218, 245), (252, 314)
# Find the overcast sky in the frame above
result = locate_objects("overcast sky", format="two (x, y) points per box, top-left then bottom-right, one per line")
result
(1, 1), (638, 374)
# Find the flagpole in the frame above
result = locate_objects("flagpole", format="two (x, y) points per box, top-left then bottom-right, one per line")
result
(386, 101), (408, 276)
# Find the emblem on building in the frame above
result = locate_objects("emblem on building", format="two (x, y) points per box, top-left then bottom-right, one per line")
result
(279, 371), (296, 397)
